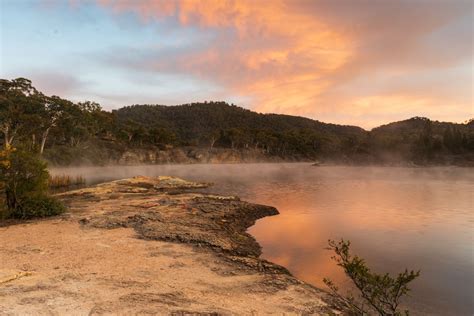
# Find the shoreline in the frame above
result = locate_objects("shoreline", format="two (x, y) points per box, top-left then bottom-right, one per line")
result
(44, 145), (474, 168)
(47, 160), (474, 169)
(0, 176), (340, 314)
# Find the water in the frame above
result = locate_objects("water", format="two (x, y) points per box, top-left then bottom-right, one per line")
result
(51, 163), (474, 315)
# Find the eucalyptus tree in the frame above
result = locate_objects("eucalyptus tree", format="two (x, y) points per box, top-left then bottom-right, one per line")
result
(36, 95), (69, 154)
(0, 78), (38, 148)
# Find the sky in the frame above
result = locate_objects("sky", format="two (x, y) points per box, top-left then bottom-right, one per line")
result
(0, 0), (472, 129)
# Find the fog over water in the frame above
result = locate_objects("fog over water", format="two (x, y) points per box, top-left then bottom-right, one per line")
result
(50, 163), (474, 315)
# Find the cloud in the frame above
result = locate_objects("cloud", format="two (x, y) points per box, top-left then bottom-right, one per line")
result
(95, 0), (473, 127)
(3, 70), (87, 97)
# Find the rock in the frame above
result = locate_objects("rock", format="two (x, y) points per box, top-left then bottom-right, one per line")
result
(1, 176), (340, 315)
(61, 176), (278, 258)
(114, 147), (293, 165)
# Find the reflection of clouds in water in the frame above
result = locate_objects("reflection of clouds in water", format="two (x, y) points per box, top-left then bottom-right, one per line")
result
(249, 211), (346, 289)
(50, 164), (473, 315)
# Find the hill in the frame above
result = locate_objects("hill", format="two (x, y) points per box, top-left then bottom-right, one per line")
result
(1, 78), (473, 166)
(112, 104), (473, 165)
(368, 117), (473, 165)
(113, 102), (367, 158)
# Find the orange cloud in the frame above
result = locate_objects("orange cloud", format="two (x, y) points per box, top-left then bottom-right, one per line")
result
(97, 0), (473, 128)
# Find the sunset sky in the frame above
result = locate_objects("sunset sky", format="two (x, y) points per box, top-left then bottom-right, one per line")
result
(1, 0), (472, 128)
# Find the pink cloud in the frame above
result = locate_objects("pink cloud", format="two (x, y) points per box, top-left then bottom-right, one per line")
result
(96, 0), (473, 127)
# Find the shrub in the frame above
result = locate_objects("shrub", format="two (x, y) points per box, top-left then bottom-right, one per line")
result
(0, 146), (65, 219)
(8, 194), (65, 219)
(324, 239), (420, 316)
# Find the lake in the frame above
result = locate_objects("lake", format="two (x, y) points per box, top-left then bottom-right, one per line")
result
(50, 163), (473, 315)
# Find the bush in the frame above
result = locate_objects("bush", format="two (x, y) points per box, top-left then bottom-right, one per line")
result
(324, 239), (420, 316)
(0, 146), (65, 219)
(9, 194), (65, 219)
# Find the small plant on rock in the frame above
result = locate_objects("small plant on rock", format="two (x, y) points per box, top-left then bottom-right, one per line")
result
(324, 239), (420, 316)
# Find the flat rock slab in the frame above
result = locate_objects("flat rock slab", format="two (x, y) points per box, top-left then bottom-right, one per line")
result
(0, 176), (339, 315)
(61, 176), (279, 258)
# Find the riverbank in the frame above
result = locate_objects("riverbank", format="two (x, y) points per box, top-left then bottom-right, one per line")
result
(0, 176), (339, 314)
(43, 142), (474, 167)
(44, 144), (300, 166)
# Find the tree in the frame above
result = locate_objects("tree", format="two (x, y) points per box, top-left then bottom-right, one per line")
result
(148, 127), (176, 146)
(223, 128), (243, 149)
(0, 145), (64, 219)
(50, 100), (104, 148)
(0, 78), (38, 148)
(324, 239), (420, 316)
(37, 95), (68, 154)
(206, 130), (220, 150)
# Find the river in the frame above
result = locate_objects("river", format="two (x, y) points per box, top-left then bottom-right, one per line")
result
(50, 163), (473, 315)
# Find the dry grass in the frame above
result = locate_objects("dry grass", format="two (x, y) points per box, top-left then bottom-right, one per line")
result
(48, 175), (86, 188)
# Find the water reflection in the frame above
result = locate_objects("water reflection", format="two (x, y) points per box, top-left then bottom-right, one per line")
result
(50, 164), (474, 315)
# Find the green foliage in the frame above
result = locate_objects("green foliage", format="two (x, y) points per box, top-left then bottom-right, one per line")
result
(324, 239), (420, 316)
(114, 102), (366, 158)
(1, 78), (473, 165)
(0, 146), (64, 219)
(370, 117), (474, 164)
(111, 105), (474, 164)
(9, 194), (65, 219)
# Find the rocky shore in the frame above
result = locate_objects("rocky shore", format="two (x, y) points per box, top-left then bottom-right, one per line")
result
(0, 176), (339, 315)
(44, 145), (301, 166)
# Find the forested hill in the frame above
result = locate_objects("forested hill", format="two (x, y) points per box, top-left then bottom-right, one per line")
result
(114, 102), (366, 148)
(367, 117), (473, 164)
(114, 104), (474, 165)
(115, 103), (364, 135)
(1, 78), (473, 166)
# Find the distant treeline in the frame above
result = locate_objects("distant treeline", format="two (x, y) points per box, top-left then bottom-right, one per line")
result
(1, 77), (473, 165)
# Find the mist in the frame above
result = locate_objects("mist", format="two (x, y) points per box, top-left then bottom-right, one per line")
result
(48, 163), (474, 315)
(49, 162), (473, 188)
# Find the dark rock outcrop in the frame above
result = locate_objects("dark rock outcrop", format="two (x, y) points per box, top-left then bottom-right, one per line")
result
(59, 176), (280, 260)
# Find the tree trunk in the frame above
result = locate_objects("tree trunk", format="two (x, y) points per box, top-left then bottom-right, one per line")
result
(40, 126), (51, 155)
(2, 125), (16, 148)
(3, 126), (9, 148)
(210, 137), (216, 150)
